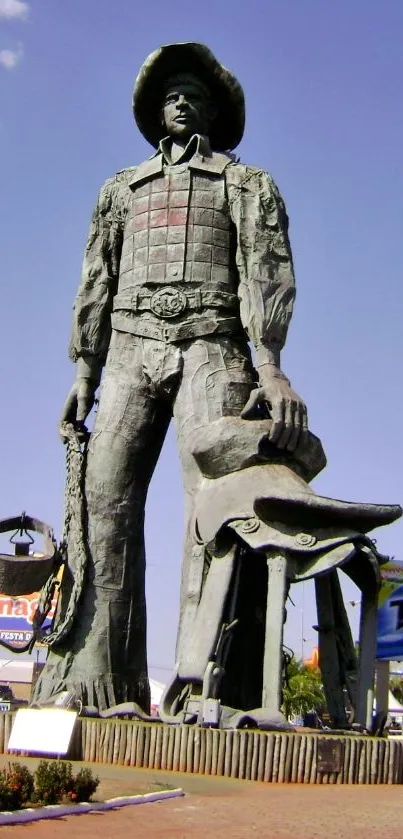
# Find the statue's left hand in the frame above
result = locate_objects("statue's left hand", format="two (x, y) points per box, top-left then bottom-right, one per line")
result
(241, 368), (308, 452)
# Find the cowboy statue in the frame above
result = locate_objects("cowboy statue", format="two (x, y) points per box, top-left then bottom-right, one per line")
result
(33, 43), (400, 729)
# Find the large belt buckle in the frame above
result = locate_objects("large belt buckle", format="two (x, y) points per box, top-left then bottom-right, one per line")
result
(150, 287), (187, 319)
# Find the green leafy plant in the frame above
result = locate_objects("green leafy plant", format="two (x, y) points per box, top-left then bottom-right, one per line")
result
(0, 776), (20, 811)
(70, 767), (99, 802)
(282, 656), (326, 718)
(389, 676), (403, 706)
(34, 760), (99, 805)
(9, 762), (34, 803)
(0, 760), (100, 810)
(34, 759), (74, 805)
(0, 762), (34, 811)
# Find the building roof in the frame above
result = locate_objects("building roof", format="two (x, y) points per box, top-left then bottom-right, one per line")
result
(0, 660), (34, 683)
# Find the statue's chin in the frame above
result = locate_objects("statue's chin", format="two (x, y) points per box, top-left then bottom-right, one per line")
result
(168, 123), (198, 142)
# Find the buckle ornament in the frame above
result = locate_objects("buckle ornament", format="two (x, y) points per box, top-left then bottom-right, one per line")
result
(150, 287), (187, 319)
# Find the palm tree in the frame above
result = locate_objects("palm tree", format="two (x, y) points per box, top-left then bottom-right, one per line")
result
(282, 656), (326, 719)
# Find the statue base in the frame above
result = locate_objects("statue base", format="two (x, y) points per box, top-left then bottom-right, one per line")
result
(2, 715), (402, 785)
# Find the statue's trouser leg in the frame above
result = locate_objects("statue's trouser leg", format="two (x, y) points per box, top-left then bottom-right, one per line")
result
(33, 331), (174, 710)
(172, 335), (255, 661)
(34, 331), (254, 709)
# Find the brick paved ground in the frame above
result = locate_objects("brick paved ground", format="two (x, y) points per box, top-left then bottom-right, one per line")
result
(1, 757), (403, 838)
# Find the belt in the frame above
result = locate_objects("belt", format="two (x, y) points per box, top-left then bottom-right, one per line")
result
(113, 287), (238, 320)
(111, 313), (242, 344)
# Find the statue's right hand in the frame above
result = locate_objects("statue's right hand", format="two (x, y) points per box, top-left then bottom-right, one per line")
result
(59, 379), (97, 441)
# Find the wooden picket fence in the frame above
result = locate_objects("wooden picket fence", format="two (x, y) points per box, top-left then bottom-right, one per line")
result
(1, 714), (403, 784)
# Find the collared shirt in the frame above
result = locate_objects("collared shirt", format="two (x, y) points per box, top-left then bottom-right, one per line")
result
(157, 133), (211, 165)
(70, 136), (295, 375)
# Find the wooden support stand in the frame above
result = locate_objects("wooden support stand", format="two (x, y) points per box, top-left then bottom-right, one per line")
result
(262, 550), (288, 712)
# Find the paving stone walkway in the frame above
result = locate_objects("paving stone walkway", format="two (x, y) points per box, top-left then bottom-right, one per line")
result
(0, 756), (402, 838)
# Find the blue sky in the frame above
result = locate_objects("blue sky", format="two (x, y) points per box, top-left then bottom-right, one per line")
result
(0, 0), (402, 682)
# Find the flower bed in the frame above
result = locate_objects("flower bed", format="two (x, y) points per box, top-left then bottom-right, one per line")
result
(0, 760), (99, 810)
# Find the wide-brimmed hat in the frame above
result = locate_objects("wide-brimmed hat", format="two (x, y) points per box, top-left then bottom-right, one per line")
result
(133, 42), (245, 151)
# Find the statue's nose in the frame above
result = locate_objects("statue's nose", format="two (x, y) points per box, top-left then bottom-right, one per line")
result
(177, 94), (189, 109)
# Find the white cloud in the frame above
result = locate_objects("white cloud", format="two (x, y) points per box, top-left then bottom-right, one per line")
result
(0, 0), (29, 20)
(0, 43), (23, 69)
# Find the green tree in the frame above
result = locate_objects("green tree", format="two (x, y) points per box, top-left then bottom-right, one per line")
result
(389, 676), (403, 706)
(282, 657), (326, 718)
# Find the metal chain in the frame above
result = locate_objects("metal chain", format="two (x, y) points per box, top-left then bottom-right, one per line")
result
(0, 568), (65, 655)
(39, 422), (90, 646)
(0, 426), (89, 654)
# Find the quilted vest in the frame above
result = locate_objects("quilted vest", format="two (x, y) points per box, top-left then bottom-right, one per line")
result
(118, 154), (237, 294)
(111, 151), (243, 342)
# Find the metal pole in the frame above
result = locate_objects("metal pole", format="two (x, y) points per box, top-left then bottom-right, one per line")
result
(356, 588), (378, 728)
(262, 550), (288, 712)
(375, 659), (390, 719)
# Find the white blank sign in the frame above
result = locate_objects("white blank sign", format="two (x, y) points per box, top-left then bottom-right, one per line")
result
(8, 708), (78, 755)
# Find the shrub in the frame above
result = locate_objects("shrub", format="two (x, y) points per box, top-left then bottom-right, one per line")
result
(71, 767), (99, 802)
(0, 760), (100, 810)
(0, 775), (19, 811)
(34, 760), (74, 805)
(8, 763), (34, 803)
(0, 762), (34, 811)
(33, 760), (99, 805)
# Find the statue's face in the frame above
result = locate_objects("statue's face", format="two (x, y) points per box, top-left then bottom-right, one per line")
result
(162, 77), (214, 141)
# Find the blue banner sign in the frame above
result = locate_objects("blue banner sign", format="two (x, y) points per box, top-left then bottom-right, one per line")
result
(377, 562), (403, 661)
(0, 593), (56, 650)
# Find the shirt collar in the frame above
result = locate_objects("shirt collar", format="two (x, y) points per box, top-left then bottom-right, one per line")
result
(155, 134), (212, 164)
